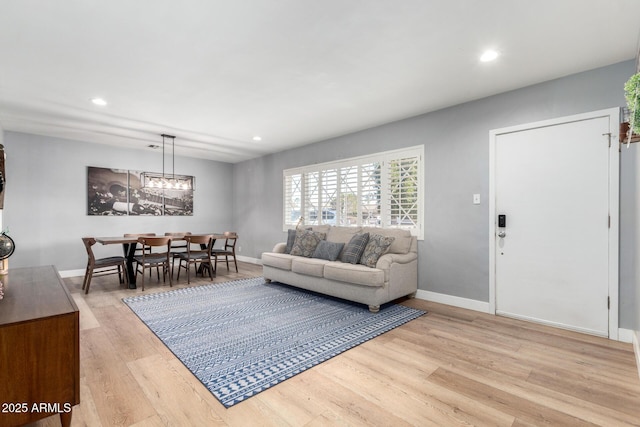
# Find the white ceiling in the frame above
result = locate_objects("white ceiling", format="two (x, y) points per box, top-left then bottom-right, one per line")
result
(1, 1), (639, 163)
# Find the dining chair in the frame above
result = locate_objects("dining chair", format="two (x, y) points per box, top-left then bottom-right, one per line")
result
(176, 234), (214, 284)
(81, 237), (128, 294)
(164, 232), (192, 276)
(134, 236), (172, 291)
(212, 232), (238, 273)
(125, 233), (158, 279)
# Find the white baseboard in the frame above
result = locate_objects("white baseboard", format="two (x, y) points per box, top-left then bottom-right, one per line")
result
(618, 328), (634, 343)
(59, 269), (85, 278)
(416, 289), (491, 314)
(237, 255), (262, 265)
(417, 290), (634, 344)
(60, 256), (262, 279)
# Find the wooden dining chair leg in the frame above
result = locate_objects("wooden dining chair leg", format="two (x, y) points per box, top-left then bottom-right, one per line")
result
(84, 266), (94, 294)
(84, 274), (92, 294)
(82, 265), (90, 291)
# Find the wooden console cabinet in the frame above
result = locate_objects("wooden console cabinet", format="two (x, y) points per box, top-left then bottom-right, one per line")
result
(0, 265), (80, 427)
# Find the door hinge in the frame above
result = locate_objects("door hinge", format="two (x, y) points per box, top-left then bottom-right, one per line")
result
(607, 296), (610, 310)
(608, 215), (611, 228)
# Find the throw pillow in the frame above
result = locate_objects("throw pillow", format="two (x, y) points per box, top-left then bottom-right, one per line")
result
(312, 240), (345, 261)
(341, 232), (370, 264)
(284, 229), (297, 254)
(359, 234), (395, 268)
(290, 230), (326, 257)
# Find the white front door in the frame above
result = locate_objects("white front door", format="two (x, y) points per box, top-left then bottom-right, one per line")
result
(490, 109), (619, 337)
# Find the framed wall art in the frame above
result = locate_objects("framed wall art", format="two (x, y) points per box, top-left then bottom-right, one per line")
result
(87, 167), (194, 216)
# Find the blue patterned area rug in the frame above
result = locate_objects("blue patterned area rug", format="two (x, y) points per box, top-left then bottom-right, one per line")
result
(123, 277), (425, 408)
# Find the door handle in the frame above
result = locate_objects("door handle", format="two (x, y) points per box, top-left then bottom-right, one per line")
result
(498, 231), (506, 238)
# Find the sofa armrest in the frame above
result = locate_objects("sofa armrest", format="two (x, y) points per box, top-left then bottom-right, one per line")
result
(376, 252), (418, 297)
(376, 252), (417, 270)
(272, 242), (287, 253)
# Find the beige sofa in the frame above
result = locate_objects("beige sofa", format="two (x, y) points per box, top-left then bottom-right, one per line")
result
(261, 225), (418, 312)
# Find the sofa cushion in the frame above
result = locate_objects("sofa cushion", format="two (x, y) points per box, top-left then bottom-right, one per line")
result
(359, 234), (395, 267)
(261, 252), (295, 271)
(326, 226), (362, 245)
(290, 230), (326, 257)
(309, 224), (331, 234)
(340, 232), (369, 264)
(324, 262), (384, 287)
(312, 240), (344, 261)
(291, 257), (330, 278)
(362, 227), (412, 254)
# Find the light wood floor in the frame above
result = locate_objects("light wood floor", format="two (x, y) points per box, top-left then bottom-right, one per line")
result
(29, 262), (640, 427)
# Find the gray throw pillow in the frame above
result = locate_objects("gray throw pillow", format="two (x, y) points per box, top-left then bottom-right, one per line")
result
(285, 227), (312, 254)
(290, 230), (326, 257)
(284, 229), (297, 254)
(312, 240), (345, 261)
(359, 234), (395, 268)
(341, 232), (369, 264)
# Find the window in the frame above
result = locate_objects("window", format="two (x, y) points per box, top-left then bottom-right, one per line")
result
(283, 145), (424, 239)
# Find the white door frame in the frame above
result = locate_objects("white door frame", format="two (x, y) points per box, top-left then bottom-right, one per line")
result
(489, 108), (620, 339)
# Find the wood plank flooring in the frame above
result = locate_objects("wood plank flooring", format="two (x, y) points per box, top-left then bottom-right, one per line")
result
(26, 263), (640, 427)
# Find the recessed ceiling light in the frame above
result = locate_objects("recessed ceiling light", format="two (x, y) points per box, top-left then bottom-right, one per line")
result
(91, 97), (107, 106)
(480, 50), (499, 62)
(252, 136), (262, 141)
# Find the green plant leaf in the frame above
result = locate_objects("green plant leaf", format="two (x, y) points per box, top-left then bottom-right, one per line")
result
(624, 72), (640, 131)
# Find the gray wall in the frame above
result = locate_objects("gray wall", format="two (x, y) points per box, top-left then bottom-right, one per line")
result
(233, 60), (639, 329)
(2, 132), (234, 271)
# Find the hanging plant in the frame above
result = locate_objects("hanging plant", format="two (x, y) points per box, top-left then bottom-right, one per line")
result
(624, 72), (640, 133)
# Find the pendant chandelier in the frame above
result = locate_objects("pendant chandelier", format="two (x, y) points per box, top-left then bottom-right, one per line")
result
(141, 134), (194, 190)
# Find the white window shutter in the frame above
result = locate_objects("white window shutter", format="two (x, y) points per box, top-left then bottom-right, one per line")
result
(282, 145), (424, 238)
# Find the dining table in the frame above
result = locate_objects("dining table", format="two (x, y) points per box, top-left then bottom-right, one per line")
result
(95, 233), (227, 289)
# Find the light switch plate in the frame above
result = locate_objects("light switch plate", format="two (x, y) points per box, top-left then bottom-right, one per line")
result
(473, 194), (480, 205)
